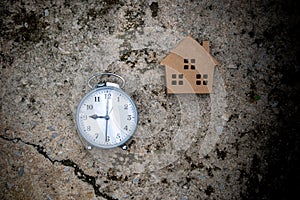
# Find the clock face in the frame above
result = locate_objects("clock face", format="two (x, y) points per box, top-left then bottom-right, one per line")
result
(76, 86), (138, 148)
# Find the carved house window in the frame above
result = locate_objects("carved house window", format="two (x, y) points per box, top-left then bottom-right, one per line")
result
(171, 74), (184, 85)
(183, 58), (196, 70)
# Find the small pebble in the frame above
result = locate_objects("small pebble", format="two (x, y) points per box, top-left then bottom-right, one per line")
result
(133, 177), (139, 184)
(64, 167), (70, 172)
(18, 167), (24, 177)
(44, 9), (49, 17)
(31, 121), (37, 129)
(15, 150), (21, 157)
(47, 126), (56, 131)
(26, 132), (31, 139)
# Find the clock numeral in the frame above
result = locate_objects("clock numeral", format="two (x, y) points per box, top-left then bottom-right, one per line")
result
(106, 136), (110, 142)
(124, 104), (128, 110)
(105, 93), (111, 99)
(81, 115), (87, 120)
(87, 105), (93, 110)
(117, 97), (120, 102)
(93, 134), (99, 141)
(127, 115), (132, 120)
(116, 133), (122, 142)
(124, 125), (128, 131)
(95, 96), (100, 102)
(87, 126), (91, 131)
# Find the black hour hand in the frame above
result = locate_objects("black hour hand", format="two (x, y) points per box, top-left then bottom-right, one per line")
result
(89, 114), (105, 119)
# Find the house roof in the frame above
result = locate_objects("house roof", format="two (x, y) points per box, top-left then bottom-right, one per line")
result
(161, 36), (219, 68)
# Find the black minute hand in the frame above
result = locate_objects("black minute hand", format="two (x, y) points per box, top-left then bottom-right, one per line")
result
(105, 96), (110, 142)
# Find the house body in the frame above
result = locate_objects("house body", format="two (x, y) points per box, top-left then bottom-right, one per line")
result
(160, 36), (219, 94)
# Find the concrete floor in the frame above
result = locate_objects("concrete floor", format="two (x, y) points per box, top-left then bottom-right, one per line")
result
(1, 0), (299, 199)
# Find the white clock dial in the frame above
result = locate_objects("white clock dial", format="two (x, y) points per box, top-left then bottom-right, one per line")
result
(76, 86), (138, 148)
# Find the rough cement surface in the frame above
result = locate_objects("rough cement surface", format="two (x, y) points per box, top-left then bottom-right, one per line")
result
(1, 0), (299, 199)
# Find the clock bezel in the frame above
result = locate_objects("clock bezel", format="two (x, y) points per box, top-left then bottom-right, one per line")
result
(75, 86), (138, 149)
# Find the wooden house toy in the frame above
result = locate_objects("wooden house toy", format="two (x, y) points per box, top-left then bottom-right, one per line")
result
(160, 36), (219, 94)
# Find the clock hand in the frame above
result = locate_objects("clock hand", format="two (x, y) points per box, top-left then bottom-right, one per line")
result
(89, 114), (106, 119)
(105, 117), (109, 142)
(105, 96), (110, 116)
(105, 96), (109, 142)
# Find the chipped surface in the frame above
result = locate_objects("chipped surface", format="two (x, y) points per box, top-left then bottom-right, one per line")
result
(1, 0), (299, 199)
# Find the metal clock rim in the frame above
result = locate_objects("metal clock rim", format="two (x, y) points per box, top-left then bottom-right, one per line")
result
(75, 86), (138, 149)
(87, 73), (125, 89)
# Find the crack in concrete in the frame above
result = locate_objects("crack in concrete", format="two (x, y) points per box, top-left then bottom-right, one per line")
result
(0, 135), (117, 200)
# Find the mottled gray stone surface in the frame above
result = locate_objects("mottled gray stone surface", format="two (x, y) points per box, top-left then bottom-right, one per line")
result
(1, 0), (299, 199)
